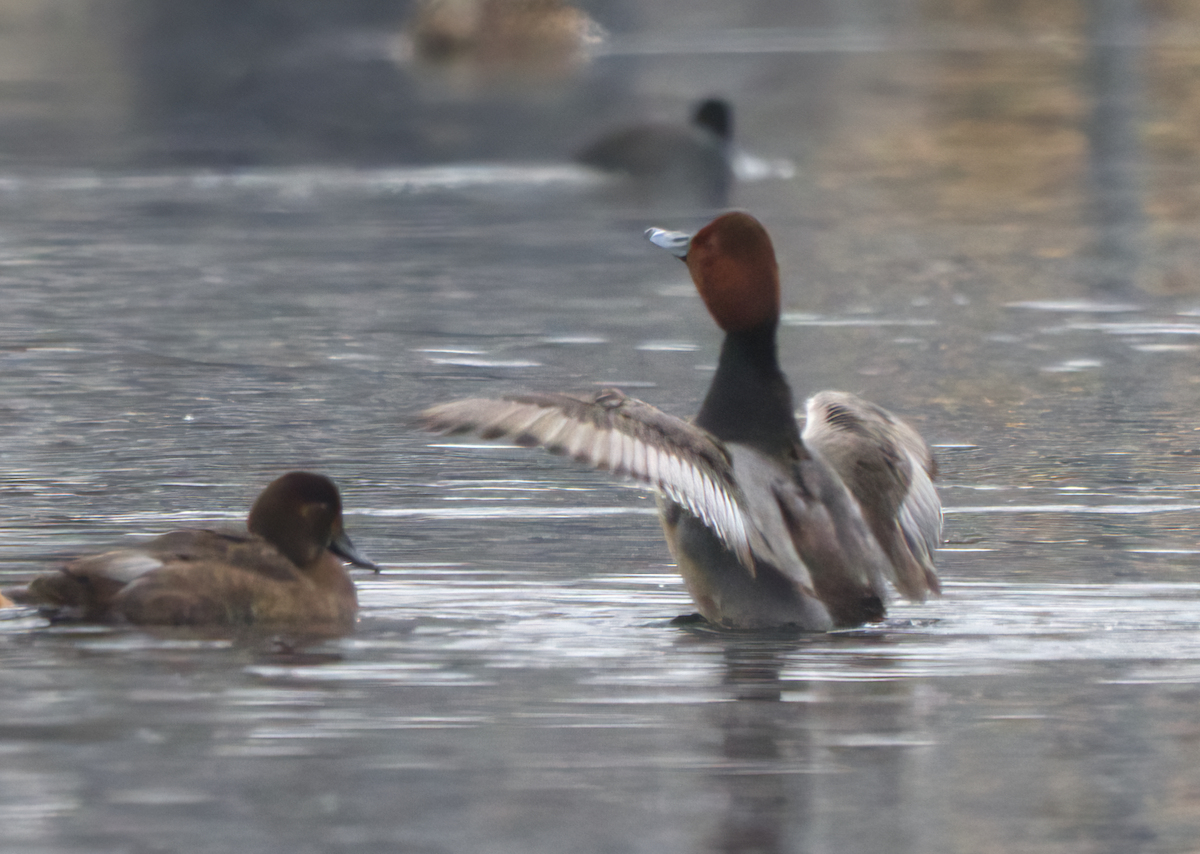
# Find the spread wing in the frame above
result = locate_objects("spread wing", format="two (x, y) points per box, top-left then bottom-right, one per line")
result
(421, 388), (760, 566)
(802, 391), (942, 600)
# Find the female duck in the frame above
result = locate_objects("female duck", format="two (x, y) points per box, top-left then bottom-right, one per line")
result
(423, 212), (940, 631)
(4, 472), (378, 627)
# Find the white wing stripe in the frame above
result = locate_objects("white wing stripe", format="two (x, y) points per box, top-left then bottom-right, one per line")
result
(589, 428), (610, 469)
(644, 445), (661, 488)
(607, 429), (624, 474)
(631, 436), (647, 482)
(665, 453), (684, 496)
(618, 431), (636, 478)
(565, 423), (591, 459)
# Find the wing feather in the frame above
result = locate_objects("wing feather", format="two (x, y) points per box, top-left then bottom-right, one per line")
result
(802, 390), (941, 600)
(898, 449), (943, 594)
(422, 389), (757, 564)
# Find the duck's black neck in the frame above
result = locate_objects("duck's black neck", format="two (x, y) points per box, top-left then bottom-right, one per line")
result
(694, 325), (800, 458)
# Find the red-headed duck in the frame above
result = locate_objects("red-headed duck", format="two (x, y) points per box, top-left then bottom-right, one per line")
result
(422, 212), (941, 631)
(575, 98), (734, 207)
(4, 472), (378, 627)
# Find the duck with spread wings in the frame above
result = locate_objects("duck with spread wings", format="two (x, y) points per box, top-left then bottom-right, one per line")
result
(422, 212), (941, 631)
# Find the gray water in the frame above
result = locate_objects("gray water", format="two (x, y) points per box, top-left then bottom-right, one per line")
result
(5, 1), (1200, 852)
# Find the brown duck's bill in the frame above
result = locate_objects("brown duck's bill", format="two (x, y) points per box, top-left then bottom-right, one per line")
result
(330, 530), (381, 572)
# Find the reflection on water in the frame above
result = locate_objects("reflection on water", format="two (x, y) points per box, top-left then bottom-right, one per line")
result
(4, 1), (1200, 852)
(1086, 0), (1147, 295)
(10, 574), (1200, 851)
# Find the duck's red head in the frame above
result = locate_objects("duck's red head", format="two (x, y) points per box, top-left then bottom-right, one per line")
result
(682, 212), (780, 334)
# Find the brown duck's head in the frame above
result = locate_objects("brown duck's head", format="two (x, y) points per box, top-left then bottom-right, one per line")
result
(247, 472), (379, 573)
(647, 211), (780, 334)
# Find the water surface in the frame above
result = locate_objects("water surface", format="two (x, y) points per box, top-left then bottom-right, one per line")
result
(4, 2), (1200, 852)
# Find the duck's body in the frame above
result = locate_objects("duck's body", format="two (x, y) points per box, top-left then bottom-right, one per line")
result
(422, 212), (940, 631)
(5, 472), (377, 628)
(576, 99), (734, 207)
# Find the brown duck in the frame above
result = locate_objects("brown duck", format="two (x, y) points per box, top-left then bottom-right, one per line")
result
(4, 472), (377, 627)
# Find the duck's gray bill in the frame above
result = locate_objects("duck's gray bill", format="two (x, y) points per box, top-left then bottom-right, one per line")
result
(331, 529), (381, 573)
(645, 227), (691, 259)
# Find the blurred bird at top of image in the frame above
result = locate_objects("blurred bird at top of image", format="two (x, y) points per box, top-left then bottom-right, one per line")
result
(397, 0), (606, 87)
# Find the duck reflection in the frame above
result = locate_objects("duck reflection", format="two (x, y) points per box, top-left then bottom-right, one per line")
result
(686, 632), (932, 854)
(706, 639), (799, 854)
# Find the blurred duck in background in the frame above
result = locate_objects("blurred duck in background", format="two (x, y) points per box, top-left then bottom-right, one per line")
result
(423, 212), (941, 631)
(576, 98), (734, 207)
(398, 0), (605, 86)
